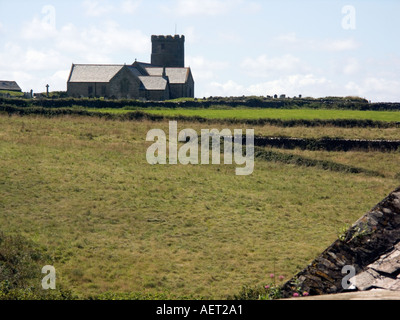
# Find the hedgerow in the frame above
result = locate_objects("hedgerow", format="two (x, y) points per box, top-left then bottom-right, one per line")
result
(1, 95), (400, 111)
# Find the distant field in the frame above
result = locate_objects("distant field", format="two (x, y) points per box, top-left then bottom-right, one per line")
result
(1, 113), (399, 299)
(89, 107), (400, 122)
(0, 90), (24, 97)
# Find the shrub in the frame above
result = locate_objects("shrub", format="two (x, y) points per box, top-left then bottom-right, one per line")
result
(0, 231), (76, 300)
(230, 274), (285, 300)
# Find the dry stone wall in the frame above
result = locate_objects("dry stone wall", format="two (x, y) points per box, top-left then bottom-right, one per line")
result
(254, 136), (400, 152)
(281, 186), (400, 298)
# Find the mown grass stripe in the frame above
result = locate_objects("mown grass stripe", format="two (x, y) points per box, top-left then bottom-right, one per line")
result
(2, 105), (400, 129)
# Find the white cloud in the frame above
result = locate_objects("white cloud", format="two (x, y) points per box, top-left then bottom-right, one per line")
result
(207, 80), (244, 97)
(365, 55), (400, 78)
(162, 0), (253, 16)
(205, 74), (331, 98)
(20, 17), (57, 40)
(342, 57), (361, 76)
(218, 31), (243, 44)
(3, 71), (35, 92)
(48, 69), (71, 92)
(24, 48), (66, 71)
(20, 18), (149, 63)
(182, 26), (197, 43)
(82, 0), (114, 17)
(55, 24), (91, 55)
(72, 21), (149, 58)
(322, 39), (360, 52)
(241, 54), (307, 76)
(82, 0), (141, 16)
(275, 32), (360, 52)
(246, 74), (330, 97)
(3, 16), (149, 92)
(121, 0), (142, 14)
(186, 55), (230, 84)
(345, 77), (400, 102)
(241, 1), (262, 14)
(0, 42), (71, 91)
(170, 0), (234, 15)
(204, 74), (400, 102)
(275, 32), (298, 44)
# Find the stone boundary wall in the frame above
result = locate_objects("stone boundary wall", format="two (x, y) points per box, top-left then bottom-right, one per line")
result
(254, 136), (400, 152)
(1, 97), (400, 111)
(281, 187), (400, 298)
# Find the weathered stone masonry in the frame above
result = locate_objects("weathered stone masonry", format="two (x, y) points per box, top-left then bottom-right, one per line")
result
(281, 186), (400, 297)
(151, 35), (185, 68)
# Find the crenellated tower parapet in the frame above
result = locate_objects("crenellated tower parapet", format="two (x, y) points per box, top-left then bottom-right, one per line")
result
(151, 35), (185, 68)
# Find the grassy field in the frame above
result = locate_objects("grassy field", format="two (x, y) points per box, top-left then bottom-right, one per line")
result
(0, 111), (399, 299)
(0, 90), (24, 97)
(88, 107), (400, 122)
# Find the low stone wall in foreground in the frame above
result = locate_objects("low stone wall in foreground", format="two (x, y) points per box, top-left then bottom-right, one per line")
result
(281, 187), (400, 298)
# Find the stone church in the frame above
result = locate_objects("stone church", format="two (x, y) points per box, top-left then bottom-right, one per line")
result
(67, 35), (194, 100)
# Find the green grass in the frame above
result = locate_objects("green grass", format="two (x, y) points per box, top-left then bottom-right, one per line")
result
(0, 114), (399, 299)
(142, 108), (400, 122)
(0, 230), (77, 300)
(165, 97), (197, 102)
(0, 90), (24, 97)
(86, 107), (400, 122)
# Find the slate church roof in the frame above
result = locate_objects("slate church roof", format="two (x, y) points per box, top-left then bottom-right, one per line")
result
(0, 80), (22, 92)
(67, 62), (191, 91)
(67, 64), (124, 83)
(138, 76), (168, 91)
(145, 67), (191, 84)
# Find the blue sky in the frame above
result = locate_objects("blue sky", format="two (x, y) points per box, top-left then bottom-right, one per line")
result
(0, 0), (399, 101)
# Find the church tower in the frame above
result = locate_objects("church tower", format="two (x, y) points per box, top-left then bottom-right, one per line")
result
(151, 35), (185, 68)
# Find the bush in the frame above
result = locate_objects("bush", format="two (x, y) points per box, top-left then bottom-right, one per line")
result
(230, 274), (286, 300)
(0, 231), (76, 300)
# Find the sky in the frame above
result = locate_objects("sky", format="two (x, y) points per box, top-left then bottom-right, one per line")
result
(0, 0), (400, 102)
